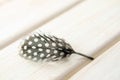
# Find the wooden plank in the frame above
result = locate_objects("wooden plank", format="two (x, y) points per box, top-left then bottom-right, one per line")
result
(0, 0), (81, 49)
(39, 0), (120, 56)
(70, 41), (120, 80)
(0, 0), (10, 5)
(0, 0), (120, 80)
(0, 39), (88, 80)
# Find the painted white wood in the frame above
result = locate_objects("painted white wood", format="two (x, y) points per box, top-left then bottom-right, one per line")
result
(0, 0), (81, 49)
(70, 41), (120, 80)
(0, 40), (87, 80)
(0, 0), (120, 80)
(0, 0), (10, 5)
(39, 0), (120, 56)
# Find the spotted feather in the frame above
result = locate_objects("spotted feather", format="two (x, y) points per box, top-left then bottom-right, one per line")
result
(19, 32), (94, 62)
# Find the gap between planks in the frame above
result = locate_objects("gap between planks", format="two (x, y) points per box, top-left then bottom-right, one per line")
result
(69, 41), (120, 80)
(0, 0), (120, 80)
(63, 35), (120, 80)
(0, 0), (83, 49)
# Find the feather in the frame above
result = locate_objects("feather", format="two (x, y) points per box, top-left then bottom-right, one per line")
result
(19, 32), (94, 62)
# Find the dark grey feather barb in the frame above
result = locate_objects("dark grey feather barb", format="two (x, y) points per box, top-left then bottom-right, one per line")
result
(19, 32), (94, 62)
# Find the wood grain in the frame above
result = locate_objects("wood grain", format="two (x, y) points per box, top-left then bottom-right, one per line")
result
(70, 41), (120, 80)
(0, 0), (120, 80)
(0, 0), (81, 49)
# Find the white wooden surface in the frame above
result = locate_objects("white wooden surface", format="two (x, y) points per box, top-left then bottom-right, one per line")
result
(0, 0), (11, 5)
(70, 41), (120, 80)
(0, 0), (120, 80)
(0, 0), (81, 49)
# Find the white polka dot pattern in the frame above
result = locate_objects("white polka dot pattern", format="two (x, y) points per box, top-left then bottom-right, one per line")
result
(38, 44), (42, 47)
(34, 38), (38, 42)
(40, 53), (45, 58)
(24, 46), (27, 50)
(19, 32), (73, 62)
(28, 41), (32, 45)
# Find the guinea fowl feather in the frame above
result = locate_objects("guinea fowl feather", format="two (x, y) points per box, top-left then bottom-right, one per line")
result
(19, 32), (94, 62)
